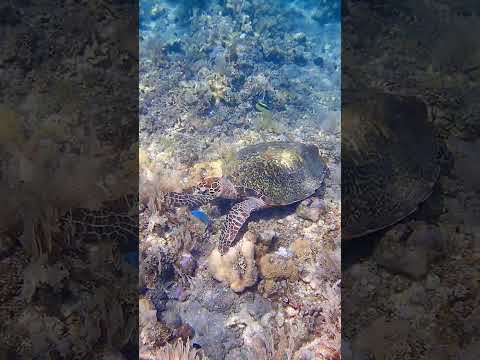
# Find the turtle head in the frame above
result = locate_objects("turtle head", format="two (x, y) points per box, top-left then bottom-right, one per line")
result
(193, 177), (238, 200)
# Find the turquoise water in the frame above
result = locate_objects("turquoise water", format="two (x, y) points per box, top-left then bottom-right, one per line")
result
(140, 0), (340, 141)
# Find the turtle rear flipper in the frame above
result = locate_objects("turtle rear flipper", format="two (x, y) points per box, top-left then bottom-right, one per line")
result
(218, 197), (266, 254)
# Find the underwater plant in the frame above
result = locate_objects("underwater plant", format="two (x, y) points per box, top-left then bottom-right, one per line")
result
(245, 324), (296, 360)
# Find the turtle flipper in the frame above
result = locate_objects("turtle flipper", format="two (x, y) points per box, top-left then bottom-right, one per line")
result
(218, 197), (266, 254)
(165, 177), (237, 210)
(165, 192), (213, 209)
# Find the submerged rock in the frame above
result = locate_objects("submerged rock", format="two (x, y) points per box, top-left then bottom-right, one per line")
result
(258, 229), (277, 245)
(201, 286), (236, 313)
(178, 252), (197, 276)
(374, 223), (447, 279)
(169, 299), (242, 360)
(375, 247), (429, 279)
(293, 339), (339, 360)
(296, 197), (325, 222)
(259, 251), (299, 281)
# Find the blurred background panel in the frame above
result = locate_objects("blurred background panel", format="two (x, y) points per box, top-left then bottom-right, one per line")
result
(0, 1), (139, 358)
(342, 1), (480, 359)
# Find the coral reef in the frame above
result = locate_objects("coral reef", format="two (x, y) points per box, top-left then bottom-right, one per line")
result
(140, 0), (340, 358)
(258, 251), (299, 281)
(208, 231), (257, 292)
(141, 338), (207, 360)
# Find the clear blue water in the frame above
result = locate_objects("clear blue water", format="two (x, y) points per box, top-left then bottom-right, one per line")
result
(140, 0), (340, 134)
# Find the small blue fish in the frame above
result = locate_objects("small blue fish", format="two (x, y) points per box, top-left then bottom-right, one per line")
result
(190, 209), (210, 225)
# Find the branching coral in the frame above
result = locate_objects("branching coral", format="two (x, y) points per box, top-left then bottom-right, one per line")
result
(239, 317), (296, 360)
(140, 149), (184, 208)
(207, 73), (230, 104)
(140, 297), (173, 357)
(317, 282), (341, 353)
(311, 247), (341, 287)
(296, 248), (341, 356)
(141, 338), (207, 360)
(140, 250), (163, 290)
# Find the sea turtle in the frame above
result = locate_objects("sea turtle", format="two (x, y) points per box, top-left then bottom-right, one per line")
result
(342, 92), (441, 239)
(166, 141), (328, 253)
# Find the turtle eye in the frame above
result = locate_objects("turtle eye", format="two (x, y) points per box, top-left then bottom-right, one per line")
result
(194, 186), (209, 195)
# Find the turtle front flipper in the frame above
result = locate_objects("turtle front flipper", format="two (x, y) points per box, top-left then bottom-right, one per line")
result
(218, 197), (266, 254)
(165, 176), (238, 209)
(165, 192), (213, 209)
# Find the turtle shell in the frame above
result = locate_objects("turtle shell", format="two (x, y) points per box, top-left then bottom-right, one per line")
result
(224, 142), (327, 206)
(342, 92), (441, 239)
